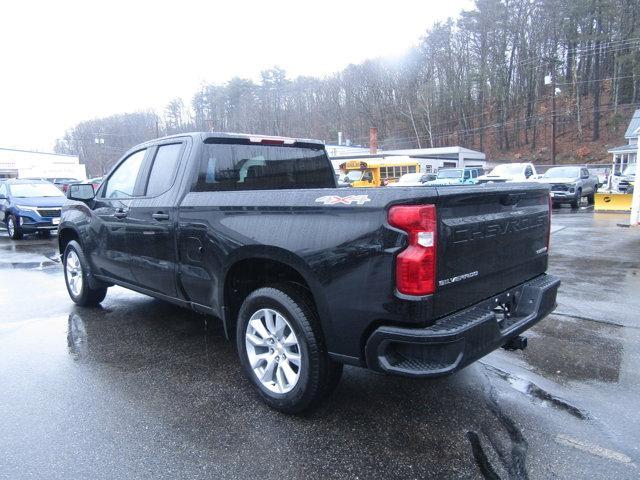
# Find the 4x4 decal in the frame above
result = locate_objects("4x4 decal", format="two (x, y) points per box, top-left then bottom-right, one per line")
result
(315, 195), (371, 205)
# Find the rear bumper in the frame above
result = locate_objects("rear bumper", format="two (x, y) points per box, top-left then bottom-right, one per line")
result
(365, 274), (560, 377)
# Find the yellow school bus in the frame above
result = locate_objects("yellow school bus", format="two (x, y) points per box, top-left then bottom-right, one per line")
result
(339, 159), (421, 187)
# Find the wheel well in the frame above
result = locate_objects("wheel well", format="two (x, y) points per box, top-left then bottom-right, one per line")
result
(58, 228), (79, 255)
(223, 258), (313, 333)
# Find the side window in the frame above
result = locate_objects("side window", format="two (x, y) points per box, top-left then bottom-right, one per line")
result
(0, 183), (6, 197)
(464, 170), (471, 180)
(145, 143), (183, 197)
(525, 166), (533, 178)
(103, 149), (146, 199)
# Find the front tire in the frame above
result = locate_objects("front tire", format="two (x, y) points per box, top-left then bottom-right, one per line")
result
(63, 240), (108, 307)
(236, 283), (342, 414)
(570, 189), (581, 209)
(7, 215), (23, 239)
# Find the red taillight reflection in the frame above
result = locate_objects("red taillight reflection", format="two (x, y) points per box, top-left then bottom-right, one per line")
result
(547, 194), (552, 251)
(388, 205), (437, 296)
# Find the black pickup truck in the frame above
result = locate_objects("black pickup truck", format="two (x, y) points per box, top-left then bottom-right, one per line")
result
(59, 132), (559, 413)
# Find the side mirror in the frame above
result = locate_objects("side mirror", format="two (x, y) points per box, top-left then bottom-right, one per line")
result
(0, 194), (6, 200)
(68, 184), (95, 201)
(614, 171), (622, 176)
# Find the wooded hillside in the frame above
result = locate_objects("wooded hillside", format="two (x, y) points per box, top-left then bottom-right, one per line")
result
(55, 0), (640, 175)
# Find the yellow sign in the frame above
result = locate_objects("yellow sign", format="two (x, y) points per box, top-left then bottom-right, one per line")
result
(594, 192), (632, 212)
(345, 160), (363, 169)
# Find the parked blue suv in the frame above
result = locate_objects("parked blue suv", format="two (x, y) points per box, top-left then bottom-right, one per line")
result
(425, 167), (484, 186)
(0, 179), (66, 239)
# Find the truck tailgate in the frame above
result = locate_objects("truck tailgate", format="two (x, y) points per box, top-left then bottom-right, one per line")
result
(433, 184), (550, 318)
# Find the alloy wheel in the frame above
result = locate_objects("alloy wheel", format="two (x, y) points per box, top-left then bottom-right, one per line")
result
(65, 250), (83, 297)
(245, 308), (301, 394)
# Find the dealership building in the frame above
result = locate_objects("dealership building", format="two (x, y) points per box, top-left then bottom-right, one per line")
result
(0, 147), (86, 180)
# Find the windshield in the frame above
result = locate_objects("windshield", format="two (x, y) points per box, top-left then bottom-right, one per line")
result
(345, 170), (364, 181)
(543, 167), (580, 179)
(9, 183), (65, 198)
(489, 164), (523, 176)
(398, 173), (423, 183)
(623, 164), (636, 176)
(437, 169), (462, 179)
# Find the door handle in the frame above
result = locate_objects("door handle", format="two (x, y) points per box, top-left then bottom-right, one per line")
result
(152, 212), (170, 221)
(113, 210), (127, 219)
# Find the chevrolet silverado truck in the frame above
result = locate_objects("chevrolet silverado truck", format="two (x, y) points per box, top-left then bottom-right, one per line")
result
(58, 132), (559, 413)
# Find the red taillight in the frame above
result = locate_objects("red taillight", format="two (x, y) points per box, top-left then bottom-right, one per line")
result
(388, 205), (437, 296)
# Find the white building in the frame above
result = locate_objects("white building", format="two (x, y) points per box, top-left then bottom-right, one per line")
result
(0, 147), (86, 180)
(608, 109), (639, 174)
(325, 144), (379, 158)
(327, 145), (486, 173)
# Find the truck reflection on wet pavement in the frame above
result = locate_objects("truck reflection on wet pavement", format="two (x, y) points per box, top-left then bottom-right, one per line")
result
(1, 207), (638, 479)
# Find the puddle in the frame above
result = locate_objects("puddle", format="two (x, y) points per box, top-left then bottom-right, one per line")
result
(484, 363), (589, 420)
(0, 249), (61, 270)
(519, 315), (623, 384)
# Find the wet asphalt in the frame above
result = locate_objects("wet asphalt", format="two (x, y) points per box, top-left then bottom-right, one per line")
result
(1, 206), (639, 479)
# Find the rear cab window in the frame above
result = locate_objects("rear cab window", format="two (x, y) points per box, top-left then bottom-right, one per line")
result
(145, 143), (184, 197)
(194, 140), (335, 192)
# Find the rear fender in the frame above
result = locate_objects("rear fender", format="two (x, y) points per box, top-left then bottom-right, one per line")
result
(219, 246), (331, 339)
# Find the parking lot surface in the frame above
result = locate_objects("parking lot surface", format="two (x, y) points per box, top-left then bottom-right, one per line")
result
(1, 207), (639, 479)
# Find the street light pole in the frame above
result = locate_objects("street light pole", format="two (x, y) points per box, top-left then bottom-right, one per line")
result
(630, 127), (640, 226)
(94, 136), (105, 175)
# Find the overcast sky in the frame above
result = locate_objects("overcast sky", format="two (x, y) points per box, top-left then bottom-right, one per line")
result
(0, 0), (472, 152)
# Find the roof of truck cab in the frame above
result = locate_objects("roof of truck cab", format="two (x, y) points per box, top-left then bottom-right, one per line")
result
(148, 132), (325, 145)
(2, 178), (50, 184)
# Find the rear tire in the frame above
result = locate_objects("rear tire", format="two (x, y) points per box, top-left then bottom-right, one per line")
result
(236, 283), (341, 414)
(63, 240), (108, 307)
(7, 215), (23, 239)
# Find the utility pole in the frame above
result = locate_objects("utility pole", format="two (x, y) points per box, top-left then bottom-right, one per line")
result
(551, 58), (557, 165)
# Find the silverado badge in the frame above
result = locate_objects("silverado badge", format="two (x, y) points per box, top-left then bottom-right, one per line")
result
(315, 195), (371, 205)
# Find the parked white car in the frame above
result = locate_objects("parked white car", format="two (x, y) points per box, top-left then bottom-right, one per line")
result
(477, 163), (537, 183)
(388, 172), (436, 187)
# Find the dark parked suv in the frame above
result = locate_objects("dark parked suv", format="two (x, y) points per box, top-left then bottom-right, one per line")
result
(0, 179), (66, 239)
(59, 132), (559, 413)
